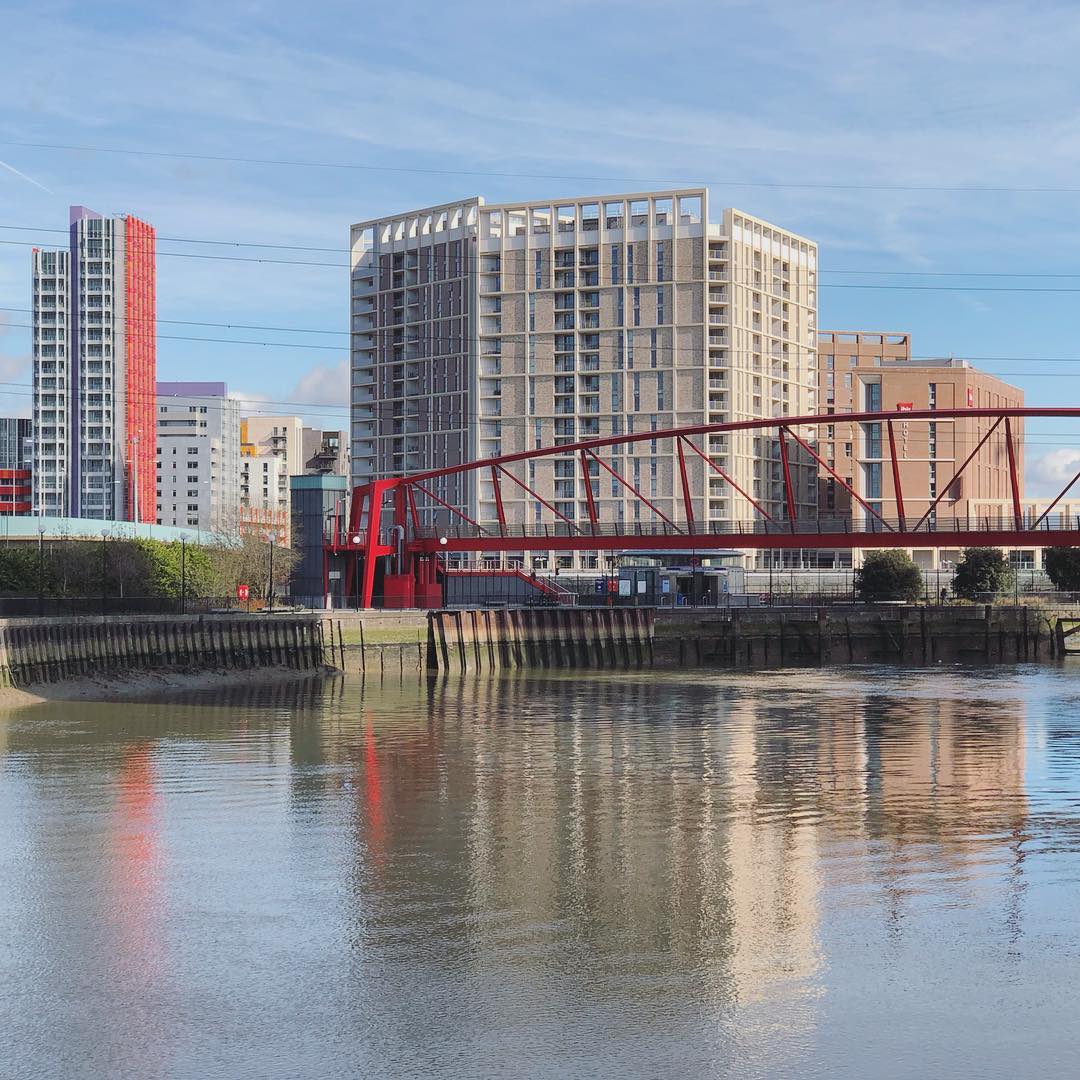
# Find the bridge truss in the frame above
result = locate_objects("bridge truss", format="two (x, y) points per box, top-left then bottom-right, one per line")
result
(327, 408), (1080, 608)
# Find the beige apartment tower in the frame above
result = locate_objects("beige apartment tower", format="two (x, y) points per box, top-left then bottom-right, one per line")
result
(351, 191), (818, 567)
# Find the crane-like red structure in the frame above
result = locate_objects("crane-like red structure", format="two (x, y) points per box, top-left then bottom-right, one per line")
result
(327, 407), (1080, 608)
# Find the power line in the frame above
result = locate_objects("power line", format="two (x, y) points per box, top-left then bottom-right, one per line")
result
(4, 139), (1080, 195)
(12, 229), (1080, 290)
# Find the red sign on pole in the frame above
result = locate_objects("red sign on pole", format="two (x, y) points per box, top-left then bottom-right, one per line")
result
(236, 584), (250, 602)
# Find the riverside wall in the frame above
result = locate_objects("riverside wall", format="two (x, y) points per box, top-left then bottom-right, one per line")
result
(0, 614), (330, 689)
(312, 605), (1080, 674)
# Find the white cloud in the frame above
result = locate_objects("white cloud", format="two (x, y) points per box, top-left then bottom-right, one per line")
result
(1027, 448), (1080, 497)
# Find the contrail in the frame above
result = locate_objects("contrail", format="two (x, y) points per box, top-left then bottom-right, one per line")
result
(0, 157), (53, 194)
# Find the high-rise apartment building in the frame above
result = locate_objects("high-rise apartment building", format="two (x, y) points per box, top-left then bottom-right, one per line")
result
(302, 427), (350, 476)
(32, 205), (156, 521)
(155, 381), (240, 532)
(351, 190), (818, 566)
(0, 418), (33, 515)
(816, 332), (1023, 566)
(239, 454), (290, 540)
(241, 416), (305, 474)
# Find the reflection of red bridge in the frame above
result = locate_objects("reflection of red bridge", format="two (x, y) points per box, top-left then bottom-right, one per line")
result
(329, 408), (1080, 608)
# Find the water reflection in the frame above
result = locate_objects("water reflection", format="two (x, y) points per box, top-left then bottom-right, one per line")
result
(3, 667), (1076, 1079)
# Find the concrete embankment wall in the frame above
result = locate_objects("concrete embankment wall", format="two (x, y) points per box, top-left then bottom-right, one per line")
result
(0, 614), (329, 688)
(312, 604), (1080, 675)
(425, 607), (653, 672)
(653, 604), (1080, 668)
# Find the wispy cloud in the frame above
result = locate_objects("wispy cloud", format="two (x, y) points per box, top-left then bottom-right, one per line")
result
(0, 156), (53, 193)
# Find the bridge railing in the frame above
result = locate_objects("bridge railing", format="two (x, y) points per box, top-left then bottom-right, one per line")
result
(405, 514), (1080, 543)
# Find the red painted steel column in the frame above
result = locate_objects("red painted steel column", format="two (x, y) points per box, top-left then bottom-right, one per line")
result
(580, 449), (598, 533)
(886, 420), (906, 531)
(778, 428), (797, 531)
(490, 465), (506, 535)
(676, 438), (696, 534)
(1004, 417), (1023, 531)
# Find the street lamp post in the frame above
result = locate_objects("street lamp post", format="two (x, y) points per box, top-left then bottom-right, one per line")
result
(101, 529), (109, 617)
(37, 526), (44, 618)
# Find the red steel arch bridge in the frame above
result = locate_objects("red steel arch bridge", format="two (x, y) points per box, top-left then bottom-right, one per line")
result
(327, 407), (1080, 608)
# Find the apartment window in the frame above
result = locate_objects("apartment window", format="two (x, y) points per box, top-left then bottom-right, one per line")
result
(534, 249), (543, 289)
(929, 461), (938, 497)
(657, 371), (665, 410)
(528, 293), (536, 332)
(632, 287), (641, 326)
(928, 421), (937, 458)
(848, 356), (858, 367)
(843, 373), (853, 388)
(633, 373), (641, 411)
(656, 241), (666, 281)
(534, 418), (543, 450)
(928, 382), (937, 409)
(863, 423), (882, 458)
(612, 374), (621, 411)
(627, 334), (634, 370)
(864, 382), (882, 412)
(616, 290), (624, 327)
(657, 287), (666, 325)
(611, 244), (621, 285)
(616, 334), (624, 369)
(528, 335), (536, 373)
(825, 355), (834, 370)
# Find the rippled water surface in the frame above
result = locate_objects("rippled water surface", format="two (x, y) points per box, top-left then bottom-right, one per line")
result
(3, 665), (1080, 1078)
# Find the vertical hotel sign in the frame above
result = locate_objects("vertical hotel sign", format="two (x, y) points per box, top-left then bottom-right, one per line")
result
(895, 403), (913, 457)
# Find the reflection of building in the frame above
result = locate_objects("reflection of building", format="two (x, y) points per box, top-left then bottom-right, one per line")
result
(351, 191), (819, 570)
(32, 205), (156, 521)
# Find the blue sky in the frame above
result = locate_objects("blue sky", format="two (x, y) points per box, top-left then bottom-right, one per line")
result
(3, 0), (1080, 492)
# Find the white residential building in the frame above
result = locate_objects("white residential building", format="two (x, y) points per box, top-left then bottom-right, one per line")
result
(32, 205), (157, 521)
(350, 189), (818, 568)
(155, 381), (240, 532)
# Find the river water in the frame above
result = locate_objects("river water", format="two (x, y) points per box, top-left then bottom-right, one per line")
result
(2, 666), (1080, 1078)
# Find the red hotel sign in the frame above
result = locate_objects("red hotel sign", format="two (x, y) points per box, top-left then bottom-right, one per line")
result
(896, 402), (913, 411)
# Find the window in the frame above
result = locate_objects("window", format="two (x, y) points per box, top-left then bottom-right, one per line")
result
(864, 382), (881, 412)
(825, 355), (835, 370)
(611, 245), (621, 285)
(656, 241), (666, 281)
(616, 290), (624, 326)
(534, 249), (543, 289)
(657, 371), (665, 410)
(650, 328), (658, 368)
(528, 293), (536, 332)
(632, 287), (641, 326)
(928, 382), (937, 409)
(633, 373), (641, 410)
(657, 287), (665, 325)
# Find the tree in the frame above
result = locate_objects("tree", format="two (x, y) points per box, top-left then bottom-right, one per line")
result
(854, 550), (923, 602)
(952, 547), (1014, 601)
(1044, 547), (1080, 592)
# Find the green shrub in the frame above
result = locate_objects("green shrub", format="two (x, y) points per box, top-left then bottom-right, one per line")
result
(1044, 547), (1080, 592)
(854, 550), (923, 602)
(952, 547), (1013, 600)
